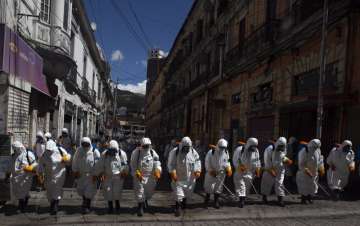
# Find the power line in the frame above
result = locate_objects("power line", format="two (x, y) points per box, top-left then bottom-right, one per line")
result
(110, 0), (150, 54)
(127, 0), (153, 48)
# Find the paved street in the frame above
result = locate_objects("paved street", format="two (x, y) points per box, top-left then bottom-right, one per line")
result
(1, 189), (360, 226)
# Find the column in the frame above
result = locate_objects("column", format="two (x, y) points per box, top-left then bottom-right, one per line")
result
(30, 109), (38, 146)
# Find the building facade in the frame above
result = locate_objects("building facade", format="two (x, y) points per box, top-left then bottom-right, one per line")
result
(146, 0), (360, 155)
(0, 0), (113, 147)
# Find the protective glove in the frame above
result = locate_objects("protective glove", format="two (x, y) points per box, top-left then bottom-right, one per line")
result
(62, 155), (71, 163)
(270, 168), (277, 177)
(73, 171), (80, 179)
(121, 170), (129, 178)
(305, 168), (313, 177)
(319, 166), (325, 177)
(284, 158), (293, 166)
(238, 164), (247, 173)
(255, 168), (261, 178)
(225, 166), (232, 177)
(38, 175), (44, 185)
(154, 169), (161, 180)
(349, 163), (355, 172)
(135, 169), (143, 181)
(170, 170), (178, 182)
(23, 165), (35, 173)
(209, 170), (217, 177)
(194, 171), (201, 179)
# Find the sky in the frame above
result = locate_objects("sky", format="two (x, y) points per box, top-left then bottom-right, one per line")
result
(84, 0), (194, 94)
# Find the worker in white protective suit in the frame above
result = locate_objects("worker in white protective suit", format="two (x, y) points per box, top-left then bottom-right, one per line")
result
(203, 139), (232, 209)
(44, 132), (52, 141)
(94, 140), (129, 214)
(167, 136), (201, 217)
(261, 137), (293, 207)
(72, 137), (101, 214)
(37, 140), (71, 215)
(232, 137), (261, 208)
(296, 139), (325, 204)
(58, 128), (72, 153)
(130, 137), (162, 217)
(34, 131), (46, 159)
(327, 140), (355, 201)
(10, 141), (37, 213)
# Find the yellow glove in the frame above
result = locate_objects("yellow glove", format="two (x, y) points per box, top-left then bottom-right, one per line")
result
(38, 175), (44, 185)
(284, 158), (293, 166)
(121, 170), (129, 178)
(154, 169), (161, 180)
(349, 164), (355, 172)
(194, 171), (201, 178)
(269, 168), (277, 177)
(135, 169), (143, 181)
(305, 168), (313, 177)
(209, 170), (217, 177)
(226, 166), (232, 177)
(255, 168), (261, 178)
(23, 165), (35, 173)
(170, 170), (178, 182)
(238, 164), (247, 173)
(62, 155), (71, 163)
(319, 166), (325, 177)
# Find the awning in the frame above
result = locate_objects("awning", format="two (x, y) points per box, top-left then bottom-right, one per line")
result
(0, 24), (52, 97)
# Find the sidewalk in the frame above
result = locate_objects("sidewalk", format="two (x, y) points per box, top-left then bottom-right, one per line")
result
(0, 189), (360, 225)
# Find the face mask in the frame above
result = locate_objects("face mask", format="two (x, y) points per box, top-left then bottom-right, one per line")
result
(182, 146), (190, 153)
(248, 146), (257, 152)
(219, 147), (226, 152)
(62, 133), (68, 137)
(36, 136), (44, 143)
(108, 148), (117, 156)
(343, 145), (351, 153)
(142, 145), (150, 150)
(81, 142), (91, 150)
(276, 145), (285, 152)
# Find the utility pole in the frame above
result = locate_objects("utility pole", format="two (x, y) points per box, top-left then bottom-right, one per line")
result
(316, 0), (329, 139)
(112, 77), (119, 138)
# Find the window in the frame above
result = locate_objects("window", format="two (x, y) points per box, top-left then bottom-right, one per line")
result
(70, 31), (75, 57)
(63, 0), (70, 30)
(232, 92), (241, 105)
(40, 0), (51, 23)
(196, 20), (203, 43)
(83, 52), (87, 77)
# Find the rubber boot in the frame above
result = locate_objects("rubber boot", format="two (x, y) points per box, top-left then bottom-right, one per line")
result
(144, 200), (149, 210)
(307, 195), (313, 204)
(214, 193), (220, 209)
(18, 199), (25, 213)
(174, 201), (181, 217)
(24, 196), (29, 208)
(239, 197), (245, 208)
(137, 202), (144, 217)
(333, 189), (340, 201)
(83, 199), (91, 214)
(81, 196), (87, 214)
(301, 195), (307, 204)
(51, 200), (58, 215)
(115, 200), (120, 213)
(204, 194), (210, 208)
(50, 200), (56, 215)
(181, 198), (187, 209)
(107, 201), (113, 214)
(262, 195), (268, 204)
(278, 196), (285, 207)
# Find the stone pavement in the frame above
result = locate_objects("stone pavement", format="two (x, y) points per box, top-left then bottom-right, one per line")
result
(1, 188), (360, 226)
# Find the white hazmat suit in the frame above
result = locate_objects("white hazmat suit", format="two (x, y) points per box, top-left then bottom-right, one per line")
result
(327, 140), (355, 199)
(72, 137), (100, 213)
(296, 139), (325, 204)
(94, 140), (128, 213)
(167, 136), (201, 216)
(130, 137), (161, 216)
(203, 139), (232, 208)
(233, 137), (261, 208)
(37, 140), (71, 214)
(10, 141), (37, 212)
(34, 131), (46, 159)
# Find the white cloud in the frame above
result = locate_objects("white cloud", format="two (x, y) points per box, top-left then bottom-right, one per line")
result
(90, 22), (97, 31)
(111, 50), (124, 62)
(117, 80), (147, 95)
(159, 50), (169, 58)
